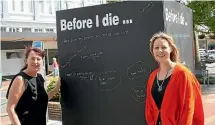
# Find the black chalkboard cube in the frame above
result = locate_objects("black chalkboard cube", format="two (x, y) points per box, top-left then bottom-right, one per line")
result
(56, 1), (194, 125)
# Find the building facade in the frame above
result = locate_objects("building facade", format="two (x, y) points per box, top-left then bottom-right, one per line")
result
(0, 0), (106, 76)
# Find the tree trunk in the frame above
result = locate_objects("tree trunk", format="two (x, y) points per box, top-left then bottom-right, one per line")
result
(194, 31), (201, 69)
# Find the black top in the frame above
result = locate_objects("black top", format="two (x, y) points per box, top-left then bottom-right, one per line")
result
(6, 72), (48, 125)
(151, 75), (171, 125)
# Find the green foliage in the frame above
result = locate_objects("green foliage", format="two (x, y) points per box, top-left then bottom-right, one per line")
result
(198, 34), (205, 39)
(209, 34), (215, 39)
(47, 77), (60, 102)
(186, 1), (215, 33)
(106, 0), (121, 4)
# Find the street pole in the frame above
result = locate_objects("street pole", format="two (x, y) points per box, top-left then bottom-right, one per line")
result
(0, 47), (2, 88)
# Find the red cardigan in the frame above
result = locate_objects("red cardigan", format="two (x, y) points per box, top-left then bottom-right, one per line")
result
(145, 64), (204, 125)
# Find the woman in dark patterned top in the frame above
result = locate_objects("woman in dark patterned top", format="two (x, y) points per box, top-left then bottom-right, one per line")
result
(6, 47), (61, 125)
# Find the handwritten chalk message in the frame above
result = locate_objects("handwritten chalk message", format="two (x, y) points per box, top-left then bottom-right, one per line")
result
(60, 13), (133, 31)
(131, 85), (146, 103)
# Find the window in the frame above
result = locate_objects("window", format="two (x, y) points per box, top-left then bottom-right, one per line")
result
(1, 27), (6, 32)
(80, 1), (84, 7)
(46, 0), (52, 14)
(45, 28), (54, 33)
(6, 52), (22, 59)
(20, 0), (24, 12)
(61, 0), (68, 10)
(22, 28), (31, 32)
(28, 1), (33, 13)
(55, 1), (60, 11)
(49, 5), (52, 14)
(35, 28), (43, 32)
(12, 0), (15, 11)
(39, 0), (44, 13)
(9, 28), (20, 32)
(66, 2), (69, 9)
(66, 0), (73, 9)
(100, 0), (104, 4)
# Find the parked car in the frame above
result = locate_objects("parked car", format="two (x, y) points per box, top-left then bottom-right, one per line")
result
(199, 49), (207, 56)
(207, 54), (215, 63)
(206, 50), (215, 63)
(199, 49), (207, 61)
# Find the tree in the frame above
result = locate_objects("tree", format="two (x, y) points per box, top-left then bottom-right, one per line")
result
(186, 1), (215, 34)
(106, 0), (121, 4)
(184, 1), (215, 69)
(175, 1), (215, 68)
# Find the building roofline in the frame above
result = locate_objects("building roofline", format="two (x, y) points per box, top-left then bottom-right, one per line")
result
(1, 32), (57, 41)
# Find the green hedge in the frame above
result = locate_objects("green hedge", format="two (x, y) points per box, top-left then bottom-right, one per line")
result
(47, 77), (60, 102)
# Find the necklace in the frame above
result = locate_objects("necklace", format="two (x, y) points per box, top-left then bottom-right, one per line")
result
(156, 65), (173, 92)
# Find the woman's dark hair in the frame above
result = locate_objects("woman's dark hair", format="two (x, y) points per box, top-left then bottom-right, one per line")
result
(20, 47), (45, 71)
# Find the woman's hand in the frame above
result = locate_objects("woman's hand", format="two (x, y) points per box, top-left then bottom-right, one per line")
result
(56, 77), (61, 89)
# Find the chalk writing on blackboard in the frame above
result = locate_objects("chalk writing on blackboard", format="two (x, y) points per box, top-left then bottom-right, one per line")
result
(171, 33), (190, 38)
(173, 37), (186, 60)
(60, 30), (129, 44)
(131, 85), (146, 103)
(60, 46), (86, 69)
(140, 2), (155, 14)
(61, 54), (78, 69)
(95, 71), (122, 91)
(127, 61), (151, 80)
(65, 71), (95, 81)
(77, 46), (87, 53)
(80, 51), (103, 62)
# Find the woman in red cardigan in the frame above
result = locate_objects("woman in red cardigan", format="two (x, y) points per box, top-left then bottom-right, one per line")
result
(145, 32), (204, 125)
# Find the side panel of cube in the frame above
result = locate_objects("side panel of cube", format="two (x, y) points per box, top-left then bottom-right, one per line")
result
(163, 1), (195, 72)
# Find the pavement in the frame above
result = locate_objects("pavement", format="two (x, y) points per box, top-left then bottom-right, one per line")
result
(201, 84), (215, 125)
(1, 75), (215, 125)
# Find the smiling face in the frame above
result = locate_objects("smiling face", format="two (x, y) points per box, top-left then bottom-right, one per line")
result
(152, 38), (172, 63)
(25, 50), (43, 72)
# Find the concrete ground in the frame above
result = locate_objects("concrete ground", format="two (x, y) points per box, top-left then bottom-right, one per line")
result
(201, 84), (215, 125)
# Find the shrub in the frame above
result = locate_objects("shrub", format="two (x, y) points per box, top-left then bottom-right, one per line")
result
(47, 77), (60, 102)
(198, 34), (205, 39)
(209, 34), (215, 39)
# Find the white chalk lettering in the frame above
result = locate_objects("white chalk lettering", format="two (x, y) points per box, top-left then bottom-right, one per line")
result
(60, 18), (93, 31)
(165, 8), (187, 26)
(102, 13), (120, 27)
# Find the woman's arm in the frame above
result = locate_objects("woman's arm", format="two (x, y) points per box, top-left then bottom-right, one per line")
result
(179, 78), (195, 125)
(6, 76), (25, 125)
(192, 76), (205, 125)
(178, 71), (202, 125)
(47, 77), (61, 100)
